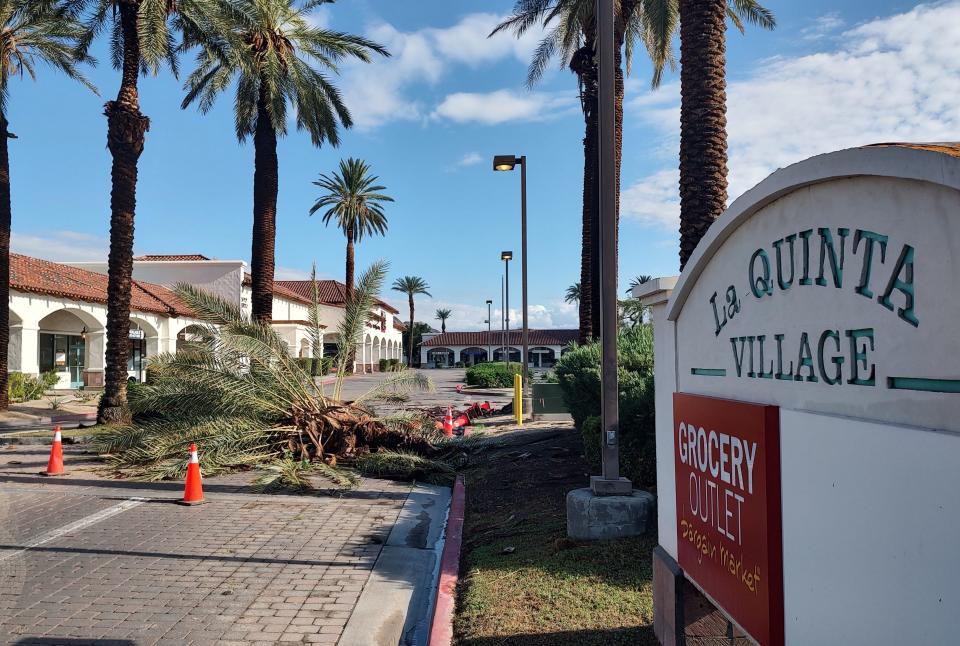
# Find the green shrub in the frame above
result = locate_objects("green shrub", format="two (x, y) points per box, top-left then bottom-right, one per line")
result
(9, 371), (57, 402)
(388, 358), (400, 370)
(295, 357), (333, 376)
(554, 326), (656, 488)
(378, 358), (389, 372)
(464, 362), (523, 388)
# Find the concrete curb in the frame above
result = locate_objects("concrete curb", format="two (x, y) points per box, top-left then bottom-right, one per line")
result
(0, 412), (96, 432)
(339, 482), (451, 646)
(428, 475), (465, 646)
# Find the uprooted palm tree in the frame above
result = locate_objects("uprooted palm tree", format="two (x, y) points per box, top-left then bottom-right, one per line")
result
(94, 261), (473, 486)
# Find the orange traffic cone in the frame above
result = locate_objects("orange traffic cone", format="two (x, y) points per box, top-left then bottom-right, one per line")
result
(442, 407), (454, 437)
(179, 443), (204, 505)
(40, 426), (65, 476)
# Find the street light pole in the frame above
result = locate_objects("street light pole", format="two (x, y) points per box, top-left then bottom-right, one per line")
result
(592, 0), (629, 495)
(493, 155), (531, 412)
(501, 275), (506, 362)
(502, 251), (512, 363)
(486, 299), (493, 363)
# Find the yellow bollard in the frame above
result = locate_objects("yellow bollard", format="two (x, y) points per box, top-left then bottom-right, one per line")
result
(514, 373), (523, 426)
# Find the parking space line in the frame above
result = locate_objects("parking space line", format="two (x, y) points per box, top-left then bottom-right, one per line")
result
(0, 497), (147, 563)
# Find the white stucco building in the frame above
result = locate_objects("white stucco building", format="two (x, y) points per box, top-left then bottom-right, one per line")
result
(419, 329), (578, 368)
(8, 253), (404, 389)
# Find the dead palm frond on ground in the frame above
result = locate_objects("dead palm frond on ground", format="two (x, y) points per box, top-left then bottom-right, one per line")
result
(94, 261), (487, 488)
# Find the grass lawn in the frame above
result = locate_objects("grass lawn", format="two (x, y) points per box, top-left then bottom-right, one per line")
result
(455, 426), (658, 646)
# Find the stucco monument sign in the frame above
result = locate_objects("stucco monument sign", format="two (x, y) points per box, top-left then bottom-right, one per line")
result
(637, 143), (960, 646)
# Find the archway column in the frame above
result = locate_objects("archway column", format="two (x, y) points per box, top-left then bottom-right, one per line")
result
(16, 324), (40, 375)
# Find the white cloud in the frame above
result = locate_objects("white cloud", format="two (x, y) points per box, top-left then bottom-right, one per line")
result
(306, 6), (331, 30)
(456, 152), (484, 167)
(432, 89), (576, 125)
(622, 2), (960, 229)
(12, 230), (110, 262)
(342, 12), (548, 130)
(801, 12), (845, 40)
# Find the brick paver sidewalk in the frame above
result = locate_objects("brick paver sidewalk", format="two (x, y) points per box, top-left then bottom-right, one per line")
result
(0, 444), (412, 645)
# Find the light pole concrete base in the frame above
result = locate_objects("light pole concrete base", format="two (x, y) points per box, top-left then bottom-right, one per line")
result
(566, 487), (655, 541)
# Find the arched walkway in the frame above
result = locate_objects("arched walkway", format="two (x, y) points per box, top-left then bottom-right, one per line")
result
(492, 347), (521, 363)
(460, 347), (488, 367)
(528, 346), (556, 368)
(37, 309), (105, 388)
(426, 347), (455, 368)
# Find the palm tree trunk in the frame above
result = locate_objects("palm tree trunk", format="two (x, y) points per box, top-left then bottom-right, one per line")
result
(572, 42), (598, 344)
(678, 0), (728, 270)
(251, 82), (278, 324)
(99, 1), (149, 425)
(344, 228), (356, 372)
(407, 295), (415, 367)
(0, 112), (12, 410)
(344, 228), (355, 303)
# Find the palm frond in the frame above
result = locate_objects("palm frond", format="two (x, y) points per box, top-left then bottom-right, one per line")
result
(333, 260), (389, 399)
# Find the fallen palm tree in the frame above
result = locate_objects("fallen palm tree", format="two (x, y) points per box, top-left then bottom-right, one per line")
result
(95, 261), (479, 486)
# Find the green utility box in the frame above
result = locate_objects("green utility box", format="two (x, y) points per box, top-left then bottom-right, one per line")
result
(532, 382), (569, 416)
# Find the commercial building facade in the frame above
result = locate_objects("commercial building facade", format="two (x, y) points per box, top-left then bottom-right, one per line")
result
(419, 329), (577, 368)
(9, 253), (403, 389)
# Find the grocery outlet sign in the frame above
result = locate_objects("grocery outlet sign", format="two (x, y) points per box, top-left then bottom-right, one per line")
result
(640, 144), (960, 646)
(674, 393), (782, 646)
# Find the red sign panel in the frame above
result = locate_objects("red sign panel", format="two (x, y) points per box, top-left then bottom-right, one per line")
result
(673, 392), (783, 646)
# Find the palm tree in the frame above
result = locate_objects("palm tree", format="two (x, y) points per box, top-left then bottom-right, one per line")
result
(564, 283), (581, 304)
(181, 0), (389, 323)
(678, 0), (774, 269)
(0, 0), (96, 410)
(309, 158), (393, 304)
(627, 274), (652, 293)
(435, 308), (451, 333)
(392, 276), (430, 367)
(81, 0), (219, 424)
(493, 0), (676, 346)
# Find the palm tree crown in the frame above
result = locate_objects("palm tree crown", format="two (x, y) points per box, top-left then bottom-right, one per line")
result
(310, 158), (393, 239)
(564, 283), (581, 304)
(0, 1), (95, 109)
(627, 274), (652, 293)
(181, 0), (389, 145)
(435, 308), (451, 333)
(310, 157), (392, 306)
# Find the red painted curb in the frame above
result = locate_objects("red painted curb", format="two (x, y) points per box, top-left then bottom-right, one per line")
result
(428, 474), (466, 646)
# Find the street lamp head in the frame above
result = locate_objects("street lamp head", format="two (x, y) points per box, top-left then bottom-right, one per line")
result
(486, 299), (493, 305)
(501, 250), (513, 261)
(493, 155), (519, 172)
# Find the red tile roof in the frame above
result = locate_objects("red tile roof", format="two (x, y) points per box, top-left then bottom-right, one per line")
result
(242, 273), (314, 306)
(134, 254), (211, 261)
(421, 329), (579, 347)
(275, 279), (400, 314)
(10, 254), (193, 317)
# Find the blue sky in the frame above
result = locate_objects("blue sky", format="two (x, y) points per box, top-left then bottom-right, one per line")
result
(8, 0), (958, 330)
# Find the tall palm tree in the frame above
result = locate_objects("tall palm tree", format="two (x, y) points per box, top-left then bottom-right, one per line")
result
(0, 0), (95, 410)
(493, 0), (676, 346)
(435, 308), (451, 333)
(564, 283), (581, 304)
(309, 158), (393, 304)
(392, 276), (430, 368)
(81, 0), (217, 424)
(678, 0), (774, 269)
(181, 0), (389, 323)
(627, 274), (651, 293)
